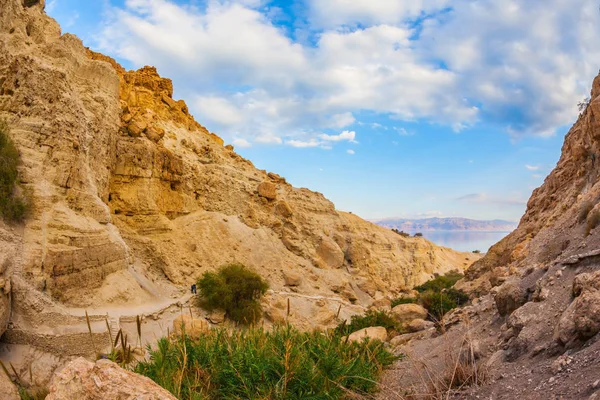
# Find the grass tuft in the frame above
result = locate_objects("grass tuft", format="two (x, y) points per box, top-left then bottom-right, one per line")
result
(136, 324), (396, 399)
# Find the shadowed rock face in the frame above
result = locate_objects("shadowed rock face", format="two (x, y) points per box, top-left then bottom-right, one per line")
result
(0, 0), (478, 344)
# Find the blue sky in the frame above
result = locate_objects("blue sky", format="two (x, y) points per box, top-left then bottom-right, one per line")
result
(46, 0), (600, 221)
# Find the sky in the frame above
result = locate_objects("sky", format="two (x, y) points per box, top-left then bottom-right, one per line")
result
(45, 0), (600, 222)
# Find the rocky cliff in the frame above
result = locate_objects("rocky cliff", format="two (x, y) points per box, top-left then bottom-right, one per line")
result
(0, 0), (478, 371)
(378, 73), (600, 399)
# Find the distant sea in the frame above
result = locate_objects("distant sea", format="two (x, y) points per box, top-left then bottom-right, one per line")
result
(406, 230), (511, 253)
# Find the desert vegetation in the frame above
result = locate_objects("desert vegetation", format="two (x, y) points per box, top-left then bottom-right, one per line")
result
(196, 263), (269, 325)
(135, 325), (396, 399)
(334, 309), (402, 337)
(391, 228), (410, 237)
(392, 272), (469, 321)
(0, 120), (28, 223)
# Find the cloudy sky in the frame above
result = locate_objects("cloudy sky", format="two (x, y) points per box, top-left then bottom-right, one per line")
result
(47, 0), (600, 221)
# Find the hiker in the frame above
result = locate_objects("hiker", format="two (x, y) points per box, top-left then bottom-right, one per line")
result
(191, 283), (197, 294)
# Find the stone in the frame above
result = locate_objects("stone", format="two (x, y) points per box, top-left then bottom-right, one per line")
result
(145, 125), (165, 143)
(208, 310), (226, 324)
(172, 315), (210, 339)
(282, 270), (302, 287)
(555, 289), (600, 347)
(127, 118), (147, 137)
(389, 332), (419, 347)
(274, 201), (293, 218)
(357, 279), (377, 297)
(494, 279), (528, 317)
(317, 236), (344, 269)
(46, 358), (177, 400)
(391, 303), (428, 323)
(346, 326), (388, 343)
(407, 318), (435, 332)
(257, 182), (277, 200)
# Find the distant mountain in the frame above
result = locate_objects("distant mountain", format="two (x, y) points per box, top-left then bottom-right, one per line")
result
(373, 217), (517, 232)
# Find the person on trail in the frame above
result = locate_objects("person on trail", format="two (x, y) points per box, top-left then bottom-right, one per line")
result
(191, 284), (197, 294)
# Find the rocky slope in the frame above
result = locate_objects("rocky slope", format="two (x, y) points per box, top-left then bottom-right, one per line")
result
(378, 73), (600, 399)
(0, 0), (478, 383)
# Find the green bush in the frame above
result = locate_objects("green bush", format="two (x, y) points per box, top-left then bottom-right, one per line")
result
(0, 120), (28, 223)
(197, 263), (269, 325)
(419, 288), (470, 321)
(414, 271), (464, 293)
(334, 309), (402, 337)
(391, 297), (417, 308)
(135, 325), (396, 399)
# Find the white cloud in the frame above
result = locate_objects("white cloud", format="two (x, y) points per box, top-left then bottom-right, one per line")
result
(232, 138), (252, 148)
(525, 164), (540, 171)
(286, 139), (321, 148)
(255, 134), (282, 144)
(395, 127), (414, 136)
(308, 0), (451, 28)
(347, 149), (355, 155)
(318, 130), (358, 143)
(328, 112), (356, 128)
(95, 0), (600, 146)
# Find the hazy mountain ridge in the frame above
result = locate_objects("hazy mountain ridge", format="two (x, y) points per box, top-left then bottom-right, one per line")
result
(373, 217), (517, 232)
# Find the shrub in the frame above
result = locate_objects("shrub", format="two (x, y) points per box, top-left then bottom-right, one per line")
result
(472, 250), (481, 254)
(0, 120), (28, 223)
(586, 209), (600, 236)
(391, 297), (417, 308)
(419, 288), (469, 321)
(197, 263), (268, 325)
(391, 228), (410, 238)
(414, 271), (464, 293)
(414, 232), (423, 237)
(135, 325), (396, 399)
(334, 309), (402, 337)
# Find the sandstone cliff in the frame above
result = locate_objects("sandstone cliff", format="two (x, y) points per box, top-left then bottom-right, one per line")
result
(0, 0), (478, 373)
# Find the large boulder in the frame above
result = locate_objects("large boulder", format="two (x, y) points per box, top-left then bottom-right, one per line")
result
(391, 303), (428, 323)
(556, 273), (600, 347)
(347, 326), (388, 343)
(316, 236), (344, 269)
(494, 279), (528, 317)
(46, 358), (177, 400)
(257, 182), (277, 200)
(172, 315), (210, 339)
(407, 318), (435, 332)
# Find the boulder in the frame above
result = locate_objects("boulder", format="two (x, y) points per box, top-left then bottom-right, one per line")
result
(391, 303), (428, 323)
(389, 332), (419, 347)
(282, 270), (302, 287)
(407, 318), (435, 332)
(208, 310), (226, 324)
(347, 326), (388, 343)
(555, 289), (600, 347)
(127, 117), (147, 137)
(145, 126), (165, 143)
(46, 358), (177, 400)
(317, 237), (344, 269)
(172, 315), (210, 339)
(274, 201), (293, 218)
(257, 182), (277, 200)
(494, 279), (528, 317)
